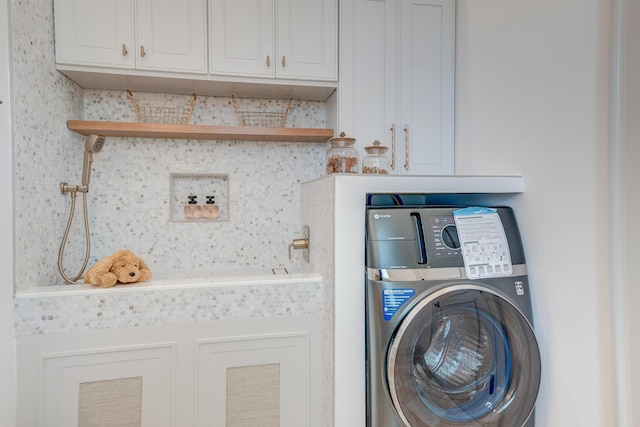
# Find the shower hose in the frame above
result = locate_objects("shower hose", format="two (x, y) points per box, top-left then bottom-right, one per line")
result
(58, 190), (91, 284)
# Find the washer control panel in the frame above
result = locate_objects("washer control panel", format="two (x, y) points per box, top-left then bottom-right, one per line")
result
(366, 206), (525, 270)
(428, 215), (461, 257)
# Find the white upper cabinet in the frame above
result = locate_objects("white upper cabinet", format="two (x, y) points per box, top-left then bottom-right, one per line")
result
(54, 0), (337, 99)
(209, 0), (274, 77)
(340, 0), (455, 175)
(209, 0), (337, 81)
(54, 0), (135, 68)
(135, 0), (207, 73)
(54, 0), (207, 74)
(397, 0), (455, 175)
(276, 0), (337, 80)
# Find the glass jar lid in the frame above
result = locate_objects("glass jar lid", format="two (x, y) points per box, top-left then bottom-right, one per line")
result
(364, 140), (389, 155)
(329, 132), (356, 147)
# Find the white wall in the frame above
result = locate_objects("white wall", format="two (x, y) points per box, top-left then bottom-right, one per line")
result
(621, 4), (640, 422)
(613, 0), (640, 424)
(455, 0), (614, 425)
(0, 0), (16, 424)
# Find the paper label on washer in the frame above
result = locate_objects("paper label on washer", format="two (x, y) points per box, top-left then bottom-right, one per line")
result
(453, 207), (513, 280)
(382, 288), (416, 321)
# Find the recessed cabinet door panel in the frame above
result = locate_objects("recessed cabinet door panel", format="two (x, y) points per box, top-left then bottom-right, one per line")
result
(209, 0), (275, 77)
(196, 333), (311, 427)
(54, 0), (134, 68)
(277, 0), (337, 81)
(398, 0), (455, 175)
(344, 0), (397, 156)
(136, 0), (207, 73)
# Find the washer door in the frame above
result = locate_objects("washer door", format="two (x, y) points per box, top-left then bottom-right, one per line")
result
(387, 284), (541, 427)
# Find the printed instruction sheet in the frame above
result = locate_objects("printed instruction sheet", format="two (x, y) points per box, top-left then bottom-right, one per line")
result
(453, 207), (513, 279)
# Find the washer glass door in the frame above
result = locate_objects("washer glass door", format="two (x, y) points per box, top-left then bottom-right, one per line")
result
(387, 284), (541, 427)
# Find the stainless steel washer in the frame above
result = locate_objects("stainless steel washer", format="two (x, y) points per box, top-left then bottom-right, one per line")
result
(366, 206), (541, 427)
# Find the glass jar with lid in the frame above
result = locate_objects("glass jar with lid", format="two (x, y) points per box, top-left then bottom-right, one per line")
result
(362, 140), (390, 174)
(326, 132), (358, 174)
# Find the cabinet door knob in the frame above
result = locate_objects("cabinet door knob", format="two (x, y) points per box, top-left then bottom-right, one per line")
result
(266, 55), (270, 67)
(390, 124), (396, 170)
(140, 45), (146, 57)
(282, 56), (286, 67)
(122, 44), (128, 56)
(404, 124), (410, 170)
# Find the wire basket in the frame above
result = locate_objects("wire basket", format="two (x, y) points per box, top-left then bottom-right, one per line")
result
(127, 89), (197, 124)
(232, 95), (293, 128)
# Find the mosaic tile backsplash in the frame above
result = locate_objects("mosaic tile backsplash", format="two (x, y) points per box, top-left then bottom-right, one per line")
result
(80, 91), (327, 275)
(11, 0), (328, 292)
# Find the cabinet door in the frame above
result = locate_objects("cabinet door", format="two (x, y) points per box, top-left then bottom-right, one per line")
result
(277, 0), (338, 81)
(54, 0), (134, 68)
(209, 0), (275, 77)
(136, 0), (207, 73)
(339, 0), (397, 159)
(397, 0), (455, 175)
(196, 333), (312, 427)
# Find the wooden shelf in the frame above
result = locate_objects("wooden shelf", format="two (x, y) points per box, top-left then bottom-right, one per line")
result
(67, 120), (334, 143)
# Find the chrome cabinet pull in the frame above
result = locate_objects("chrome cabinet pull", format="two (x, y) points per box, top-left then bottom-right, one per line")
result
(282, 56), (286, 67)
(140, 45), (146, 57)
(404, 124), (409, 170)
(122, 44), (128, 56)
(390, 124), (396, 170)
(266, 55), (270, 67)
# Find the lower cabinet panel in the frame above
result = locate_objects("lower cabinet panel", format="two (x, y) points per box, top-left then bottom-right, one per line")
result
(196, 333), (310, 427)
(78, 377), (143, 427)
(16, 316), (323, 427)
(40, 344), (175, 427)
(227, 364), (280, 427)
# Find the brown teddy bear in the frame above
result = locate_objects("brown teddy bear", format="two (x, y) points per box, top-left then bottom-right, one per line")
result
(84, 250), (152, 288)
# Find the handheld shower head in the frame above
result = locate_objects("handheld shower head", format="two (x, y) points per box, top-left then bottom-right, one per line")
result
(86, 134), (105, 154)
(59, 134), (106, 283)
(82, 134), (106, 186)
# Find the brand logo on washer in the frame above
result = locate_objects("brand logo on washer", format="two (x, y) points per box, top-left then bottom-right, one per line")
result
(374, 214), (392, 219)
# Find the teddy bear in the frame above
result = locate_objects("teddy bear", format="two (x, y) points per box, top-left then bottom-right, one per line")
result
(84, 250), (152, 288)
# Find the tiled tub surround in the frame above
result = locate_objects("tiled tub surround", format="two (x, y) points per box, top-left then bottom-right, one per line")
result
(21, 90), (326, 292)
(76, 92), (326, 276)
(14, 271), (323, 336)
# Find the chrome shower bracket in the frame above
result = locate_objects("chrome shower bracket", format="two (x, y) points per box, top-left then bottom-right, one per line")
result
(288, 225), (310, 263)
